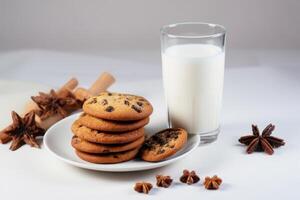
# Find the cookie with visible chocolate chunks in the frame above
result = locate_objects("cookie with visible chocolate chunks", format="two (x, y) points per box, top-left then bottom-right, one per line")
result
(71, 135), (145, 154)
(71, 120), (144, 144)
(82, 92), (153, 121)
(140, 128), (188, 162)
(77, 113), (150, 132)
(75, 146), (140, 164)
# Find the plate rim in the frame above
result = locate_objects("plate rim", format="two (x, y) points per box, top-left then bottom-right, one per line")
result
(44, 113), (200, 172)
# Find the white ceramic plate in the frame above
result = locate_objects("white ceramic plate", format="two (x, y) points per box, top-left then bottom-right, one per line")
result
(44, 113), (200, 172)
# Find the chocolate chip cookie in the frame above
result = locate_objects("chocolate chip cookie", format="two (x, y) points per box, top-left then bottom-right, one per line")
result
(71, 135), (145, 154)
(71, 120), (144, 144)
(77, 113), (150, 132)
(75, 147), (140, 164)
(140, 128), (188, 162)
(82, 92), (153, 121)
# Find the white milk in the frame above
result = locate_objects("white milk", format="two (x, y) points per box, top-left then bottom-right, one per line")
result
(162, 44), (225, 134)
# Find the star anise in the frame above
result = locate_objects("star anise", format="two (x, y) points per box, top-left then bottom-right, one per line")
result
(156, 175), (173, 188)
(239, 124), (285, 155)
(31, 89), (80, 120)
(0, 132), (12, 144)
(134, 182), (153, 194)
(0, 111), (45, 151)
(204, 175), (222, 190)
(180, 169), (200, 185)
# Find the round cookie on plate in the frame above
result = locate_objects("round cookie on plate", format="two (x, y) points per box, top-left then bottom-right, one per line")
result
(77, 113), (150, 132)
(82, 92), (153, 121)
(75, 147), (140, 164)
(71, 135), (145, 154)
(71, 120), (144, 144)
(140, 128), (188, 162)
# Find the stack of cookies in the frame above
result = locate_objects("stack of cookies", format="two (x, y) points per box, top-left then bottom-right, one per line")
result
(71, 92), (153, 164)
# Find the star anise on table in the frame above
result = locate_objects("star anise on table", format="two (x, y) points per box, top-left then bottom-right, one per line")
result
(0, 111), (45, 151)
(31, 89), (80, 120)
(180, 169), (200, 185)
(134, 182), (153, 194)
(204, 175), (222, 190)
(156, 175), (173, 188)
(239, 124), (285, 155)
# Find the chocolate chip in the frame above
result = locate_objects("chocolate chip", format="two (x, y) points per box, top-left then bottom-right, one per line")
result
(136, 102), (143, 107)
(107, 93), (112, 96)
(124, 100), (130, 106)
(138, 98), (145, 102)
(131, 105), (142, 113)
(113, 155), (119, 158)
(101, 99), (108, 105)
(88, 98), (97, 104)
(158, 138), (167, 146)
(126, 97), (133, 101)
(169, 145), (175, 148)
(105, 106), (114, 112)
(158, 149), (165, 154)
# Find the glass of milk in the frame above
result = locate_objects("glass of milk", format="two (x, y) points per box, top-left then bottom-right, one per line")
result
(161, 22), (226, 143)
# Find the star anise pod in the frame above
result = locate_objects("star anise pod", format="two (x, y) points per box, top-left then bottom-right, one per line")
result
(204, 175), (222, 190)
(31, 89), (80, 120)
(239, 124), (285, 155)
(134, 182), (153, 194)
(0, 111), (45, 151)
(180, 169), (200, 185)
(156, 175), (173, 188)
(0, 132), (12, 144)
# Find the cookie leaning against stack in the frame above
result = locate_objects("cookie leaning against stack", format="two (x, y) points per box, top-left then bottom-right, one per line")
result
(71, 92), (153, 164)
(140, 128), (188, 162)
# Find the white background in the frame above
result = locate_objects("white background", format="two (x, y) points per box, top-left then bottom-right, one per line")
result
(0, 49), (299, 199)
(1, 0), (300, 51)
(0, 0), (300, 199)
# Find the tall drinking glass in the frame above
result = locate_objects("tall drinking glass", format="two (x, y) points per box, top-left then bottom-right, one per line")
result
(160, 22), (226, 143)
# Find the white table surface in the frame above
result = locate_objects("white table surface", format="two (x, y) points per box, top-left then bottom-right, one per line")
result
(0, 49), (299, 199)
